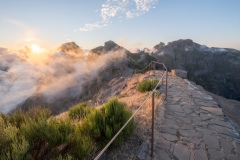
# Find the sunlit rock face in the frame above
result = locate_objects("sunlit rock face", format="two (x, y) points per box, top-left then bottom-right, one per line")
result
(88, 40), (124, 56)
(57, 42), (85, 57)
(87, 40), (128, 73)
(87, 40), (156, 71)
(87, 40), (129, 87)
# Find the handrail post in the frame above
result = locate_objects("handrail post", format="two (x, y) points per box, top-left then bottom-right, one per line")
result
(153, 62), (155, 77)
(148, 63), (150, 75)
(165, 70), (168, 101)
(151, 91), (155, 157)
(162, 65), (164, 86)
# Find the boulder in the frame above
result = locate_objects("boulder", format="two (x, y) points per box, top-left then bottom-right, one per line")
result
(172, 69), (187, 79)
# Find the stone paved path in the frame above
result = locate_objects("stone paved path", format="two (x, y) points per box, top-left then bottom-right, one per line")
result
(137, 73), (240, 160)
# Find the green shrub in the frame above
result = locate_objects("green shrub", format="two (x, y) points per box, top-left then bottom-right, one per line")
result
(6, 109), (27, 128)
(0, 106), (94, 160)
(81, 99), (134, 147)
(68, 102), (95, 120)
(20, 117), (76, 159)
(69, 126), (93, 159)
(1, 100), (134, 159)
(0, 117), (30, 160)
(55, 154), (73, 160)
(136, 79), (159, 92)
(25, 106), (51, 121)
(0, 107), (51, 129)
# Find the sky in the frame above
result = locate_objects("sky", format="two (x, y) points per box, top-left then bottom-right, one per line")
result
(0, 0), (240, 51)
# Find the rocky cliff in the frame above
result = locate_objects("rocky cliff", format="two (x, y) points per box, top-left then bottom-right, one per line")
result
(88, 40), (156, 70)
(57, 42), (85, 58)
(147, 39), (240, 101)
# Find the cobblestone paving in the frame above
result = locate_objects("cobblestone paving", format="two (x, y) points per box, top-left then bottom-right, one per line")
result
(137, 74), (240, 160)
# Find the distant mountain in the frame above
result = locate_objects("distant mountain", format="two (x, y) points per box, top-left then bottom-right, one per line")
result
(17, 41), (132, 114)
(145, 39), (240, 101)
(88, 40), (156, 69)
(57, 42), (85, 57)
(88, 40), (123, 56)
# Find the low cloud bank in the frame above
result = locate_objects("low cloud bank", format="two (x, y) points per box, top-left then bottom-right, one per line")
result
(0, 47), (126, 114)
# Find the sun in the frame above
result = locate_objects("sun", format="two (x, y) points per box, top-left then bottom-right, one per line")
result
(31, 44), (41, 53)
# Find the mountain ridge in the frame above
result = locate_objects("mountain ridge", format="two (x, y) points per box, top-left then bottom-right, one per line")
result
(84, 39), (240, 101)
(1, 39), (239, 126)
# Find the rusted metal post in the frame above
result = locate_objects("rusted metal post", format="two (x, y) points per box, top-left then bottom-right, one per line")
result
(153, 62), (155, 77)
(165, 70), (168, 101)
(151, 92), (155, 157)
(149, 62), (152, 75)
(162, 65), (164, 86)
(148, 63), (150, 75)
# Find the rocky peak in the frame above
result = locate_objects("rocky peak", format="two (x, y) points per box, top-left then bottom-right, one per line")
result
(89, 40), (124, 56)
(153, 42), (165, 50)
(151, 42), (175, 59)
(104, 40), (120, 51)
(168, 39), (194, 47)
(143, 48), (151, 54)
(58, 42), (85, 56)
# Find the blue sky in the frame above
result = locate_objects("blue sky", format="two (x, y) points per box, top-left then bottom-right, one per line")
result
(0, 0), (240, 51)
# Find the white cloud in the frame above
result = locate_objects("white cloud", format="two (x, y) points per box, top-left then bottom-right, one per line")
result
(78, 21), (109, 32)
(0, 47), (127, 114)
(101, 0), (129, 20)
(134, 0), (156, 12)
(77, 0), (157, 32)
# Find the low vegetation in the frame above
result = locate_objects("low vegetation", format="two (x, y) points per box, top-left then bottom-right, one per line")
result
(136, 79), (159, 92)
(119, 93), (127, 98)
(80, 99), (134, 147)
(68, 102), (95, 120)
(0, 99), (134, 159)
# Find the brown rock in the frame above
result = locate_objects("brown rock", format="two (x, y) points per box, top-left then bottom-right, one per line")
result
(164, 119), (180, 130)
(194, 149), (208, 160)
(161, 133), (178, 142)
(200, 113), (211, 120)
(172, 69), (187, 79)
(168, 104), (184, 113)
(179, 129), (202, 138)
(155, 149), (171, 160)
(173, 143), (190, 160)
(228, 154), (240, 160)
(210, 119), (234, 129)
(203, 135), (220, 149)
(208, 149), (225, 160)
(200, 106), (223, 116)
(219, 137), (234, 155)
(160, 126), (177, 135)
(183, 138), (202, 145)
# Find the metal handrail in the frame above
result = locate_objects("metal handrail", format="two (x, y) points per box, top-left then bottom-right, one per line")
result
(134, 62), (167, 74)
(94, 62), (168, 160)
(134, 61), (154, 74)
